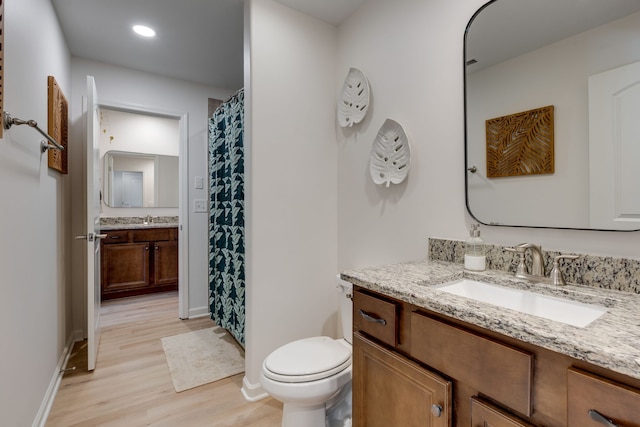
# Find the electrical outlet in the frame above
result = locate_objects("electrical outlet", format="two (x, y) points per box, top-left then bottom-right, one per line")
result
(194, 199), (207, 213)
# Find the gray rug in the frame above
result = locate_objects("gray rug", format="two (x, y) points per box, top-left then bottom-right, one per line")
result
(161, 327), (245, 392)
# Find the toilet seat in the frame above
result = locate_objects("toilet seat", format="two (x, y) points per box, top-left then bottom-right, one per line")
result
(263, 336), (352, 383)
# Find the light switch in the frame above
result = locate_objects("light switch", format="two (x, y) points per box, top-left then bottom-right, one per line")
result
(194, 176), (204, 189)
(194, 199), (207, 213)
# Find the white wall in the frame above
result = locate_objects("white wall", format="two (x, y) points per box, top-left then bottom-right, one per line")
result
(243, 0), (339, 399)
(0, 0), (71, 424)
(336, 0), (640, 275)
(99, 109), (180, 213)
(68, 58), (235, 332)
(337, 0), (483, 270)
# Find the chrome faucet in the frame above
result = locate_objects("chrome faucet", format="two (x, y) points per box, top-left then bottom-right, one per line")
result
(517, 243), (545, 276)
(505, 243), (578, 286)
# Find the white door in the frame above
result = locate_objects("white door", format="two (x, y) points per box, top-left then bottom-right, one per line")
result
(82, 75), (103, 370)
(589, 61), (640, 230)
(122, 171), (144, 207)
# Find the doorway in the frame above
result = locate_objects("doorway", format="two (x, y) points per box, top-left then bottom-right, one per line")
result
(96, 103), (189, 319)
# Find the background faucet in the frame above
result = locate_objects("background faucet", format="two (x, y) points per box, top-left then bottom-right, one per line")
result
(140, 214), (153, 225)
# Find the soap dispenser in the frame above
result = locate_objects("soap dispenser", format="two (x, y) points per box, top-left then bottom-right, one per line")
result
(464, 224), (486, 271)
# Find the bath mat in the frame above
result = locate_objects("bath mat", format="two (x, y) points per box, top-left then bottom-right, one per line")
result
(161, 327), (245, 392)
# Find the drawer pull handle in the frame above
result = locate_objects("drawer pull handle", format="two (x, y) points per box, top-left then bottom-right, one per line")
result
(431, 404), (443, 417)
(358, 309), (386, 325)
(589, 410), (619, 427)
(110, 236), (122, 239)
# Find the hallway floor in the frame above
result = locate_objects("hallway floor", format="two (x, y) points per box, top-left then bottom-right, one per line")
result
(46, 292), (282, 426)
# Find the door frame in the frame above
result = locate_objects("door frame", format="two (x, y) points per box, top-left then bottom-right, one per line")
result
(95, 99), (190, 319)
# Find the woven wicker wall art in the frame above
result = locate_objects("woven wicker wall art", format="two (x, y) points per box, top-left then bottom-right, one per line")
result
(486, 105), (554, 178)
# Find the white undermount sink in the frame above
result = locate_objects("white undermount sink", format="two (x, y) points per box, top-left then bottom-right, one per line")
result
(433, 279), (607, 328)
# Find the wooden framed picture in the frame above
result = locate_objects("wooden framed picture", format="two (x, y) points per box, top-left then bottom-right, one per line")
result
(47, 76), (69, 174)
(486, 105), (554, 178)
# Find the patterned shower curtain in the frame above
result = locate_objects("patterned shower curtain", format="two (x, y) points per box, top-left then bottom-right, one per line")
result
(208, 89), (245, 346)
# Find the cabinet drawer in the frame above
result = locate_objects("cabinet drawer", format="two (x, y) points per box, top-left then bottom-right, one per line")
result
(132, 228), (171, 242)
(410, 312), (533, 417)
(567, 367), (640, 427)
(102, 230), (130, 244)
(471, 396), (534, 427)
(353, 290), (399, 347)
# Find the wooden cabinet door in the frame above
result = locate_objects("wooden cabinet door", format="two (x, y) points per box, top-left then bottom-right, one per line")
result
(471, 397), (534, 427)
(353, 333), (452, 427)
(101, 243), (150, 296)
(152, 241), (178, 286)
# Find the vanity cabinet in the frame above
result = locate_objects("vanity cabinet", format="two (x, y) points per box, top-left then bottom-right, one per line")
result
(352, 285), (640, 427)
(101, 227), (178, 300)
(353, 289), (452, 427)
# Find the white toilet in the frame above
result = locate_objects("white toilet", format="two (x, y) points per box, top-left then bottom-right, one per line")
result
(260, 277), (353, 427)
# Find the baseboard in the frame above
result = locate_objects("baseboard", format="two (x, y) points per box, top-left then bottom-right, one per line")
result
(241, 375), (269, 402)
(32, 334), (76, 427)
(188, 306), (210, 319)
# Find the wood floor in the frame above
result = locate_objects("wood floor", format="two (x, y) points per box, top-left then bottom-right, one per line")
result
(47, 292), (283, 426)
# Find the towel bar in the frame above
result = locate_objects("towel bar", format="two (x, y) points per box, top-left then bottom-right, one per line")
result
(3, 111), (65, 152)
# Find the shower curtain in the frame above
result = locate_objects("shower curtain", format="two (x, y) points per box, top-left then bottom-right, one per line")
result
(208, 89), (245, 346)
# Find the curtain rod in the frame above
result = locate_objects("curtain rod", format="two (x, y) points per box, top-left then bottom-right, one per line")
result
(3, 111), (65, 152)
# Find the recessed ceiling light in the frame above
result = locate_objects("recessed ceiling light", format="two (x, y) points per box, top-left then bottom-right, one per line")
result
(133, 25), (156, 38)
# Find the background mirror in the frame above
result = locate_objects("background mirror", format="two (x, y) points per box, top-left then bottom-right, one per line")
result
(465, 0), (640, 230)
(103, 151), (179, 208)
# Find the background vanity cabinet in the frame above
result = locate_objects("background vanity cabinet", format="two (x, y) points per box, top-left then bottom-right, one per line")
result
(101, 227), (178, 300)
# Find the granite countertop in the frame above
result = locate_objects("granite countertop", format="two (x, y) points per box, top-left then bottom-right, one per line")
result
(100, 223), (179, 231)
(341, 259), (640, 381)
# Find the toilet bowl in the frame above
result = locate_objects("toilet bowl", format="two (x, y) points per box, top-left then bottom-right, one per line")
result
(260, 277), (353, 427)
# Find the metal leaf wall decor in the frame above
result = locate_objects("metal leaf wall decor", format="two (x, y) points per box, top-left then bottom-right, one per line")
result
(370, 119), (411, 187)
(486, 105), (554, 178)
(337, 68), (370, 127)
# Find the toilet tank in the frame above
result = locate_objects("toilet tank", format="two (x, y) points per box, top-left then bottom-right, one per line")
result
(336, 276), (353, 343)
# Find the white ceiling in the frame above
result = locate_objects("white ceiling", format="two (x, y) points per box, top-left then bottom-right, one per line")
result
(51, 0), (368, 90)
(53, 0), (639, 90)
(274, 0), (369, 26)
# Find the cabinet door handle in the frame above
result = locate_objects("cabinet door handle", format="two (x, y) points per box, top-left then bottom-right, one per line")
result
(589, 410), (619, 427)
(155, 246), (159, 251)
(431, 404), (443, 417)
(358, 309), (387, 325)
